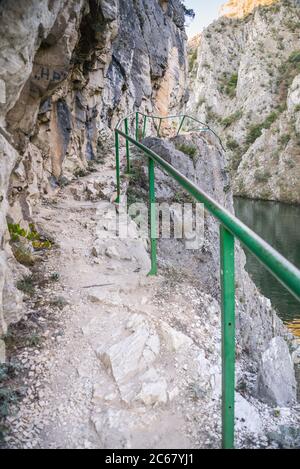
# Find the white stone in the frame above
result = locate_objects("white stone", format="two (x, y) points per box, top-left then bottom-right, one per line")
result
(159, 321), (193, 352)
(257, 337), (297, 407)
(97, 320), (160, 403)
(126, 314), (146, 332)
(168, 386), (180, 401)
(235, 393), (263, 435)
(105, 245), (120, 259)
(87, 294), (102, 304)
(138, 379), (168, 406)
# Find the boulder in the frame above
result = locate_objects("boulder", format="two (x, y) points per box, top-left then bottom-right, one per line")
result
(257, 337), (297, 406)
(235, 393), (263, 435)
(160, 321), (193, 352)
(97, 315), (160, 403)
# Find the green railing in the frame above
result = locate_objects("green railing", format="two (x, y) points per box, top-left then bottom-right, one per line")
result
(114, 112), (300, 449)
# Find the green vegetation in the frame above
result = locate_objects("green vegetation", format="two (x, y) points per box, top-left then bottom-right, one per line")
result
(173, 190), (194, 205)
(16, 275), (35, 296)
(225, 74), (238, 98)
(288, 50), (300, 63)
(254, 170), (271, 184)
(50, 272), (60, 282)
(218, 72), (239, 98)
(4, 319), (43, 352)
(245, 111), (280, 146)
(57, 176), (70, 188)
(279, 134), (291, 147)
(175, 143), (198, 159)
(206, 107), (220, 123)
(182, 6), (195, 19)
(0, 363), (21, 442)
(246, 124), (265, 146)
(196, 97), (206, 109)
(273, 409), (281, 418)
(226, 137), (240, 151)
(284, 19), (300, 33)
(7, 223), (53, 251)
(126, 163), (146, 207)
(268, 3), (280, 14)
(263, 111), (279, 128)
(25, 333), (42, 348)
(221, 110), (242, 127)
(8, 223), (34, 242)
(188, 48), (198, 71)
(74, 168), (88, 178)
(0, 385), (18, 418)
(50, 296), (68, 310)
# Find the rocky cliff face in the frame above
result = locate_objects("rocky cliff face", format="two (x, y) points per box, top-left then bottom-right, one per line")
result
(0, 0), (188, 359)
(188, 0), (300, 204)
(220, 0), (278, 18)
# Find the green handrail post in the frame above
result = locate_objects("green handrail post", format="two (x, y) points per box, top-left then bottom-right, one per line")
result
(177, 115), (185, 136)
(142, 115), (147, 139)
(220, 225), (236, 449)
(135, 112), (139, 142)
(148, 157), (157, 276)
(115, 129), (120, 204)
(124, 118), (131, 174)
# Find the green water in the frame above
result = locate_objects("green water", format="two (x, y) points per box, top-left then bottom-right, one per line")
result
(234, 197), (300, 336)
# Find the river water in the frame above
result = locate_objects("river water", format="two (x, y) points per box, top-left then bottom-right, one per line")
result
(234, 197), (300, 338)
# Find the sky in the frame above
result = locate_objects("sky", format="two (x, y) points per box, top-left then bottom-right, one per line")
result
(184, 0), (225, 38)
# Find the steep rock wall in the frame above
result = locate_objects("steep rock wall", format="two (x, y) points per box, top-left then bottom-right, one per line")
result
(187, 0), (300, 204)
(220, 0), (278, 18)
(0, 0), (188, 358)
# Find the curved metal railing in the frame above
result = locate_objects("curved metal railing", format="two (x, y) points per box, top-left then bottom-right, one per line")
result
(115, 111), (225, 151)
(114, 112), (300, 449)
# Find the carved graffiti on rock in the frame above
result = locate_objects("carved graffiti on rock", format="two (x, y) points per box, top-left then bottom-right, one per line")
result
(33, 65), (68, 83)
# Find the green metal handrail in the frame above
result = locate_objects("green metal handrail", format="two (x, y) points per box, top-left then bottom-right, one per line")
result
(116, 111), (225, 150)
(114, 112), (300, 449)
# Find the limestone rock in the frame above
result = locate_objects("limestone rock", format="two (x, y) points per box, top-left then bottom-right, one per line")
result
(99, 327), (150, 383)
(235, 393), (263, 435)
(257, 337), (297, 406)
(137, 368), (168, 406)
(0, 339), (5, 363)
(2, 269), (23, 326)
(97, 316), (160, 403)
(188, 0), (300, 204)
(160, 321), (193, 352)
(93, 205), (151, 271)
(220, 0), (277, 19)
(0, 0), (187, 361)
(92, 408), (140, 449)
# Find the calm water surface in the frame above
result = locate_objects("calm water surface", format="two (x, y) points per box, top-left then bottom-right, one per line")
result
(234, 198), (300, 338)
